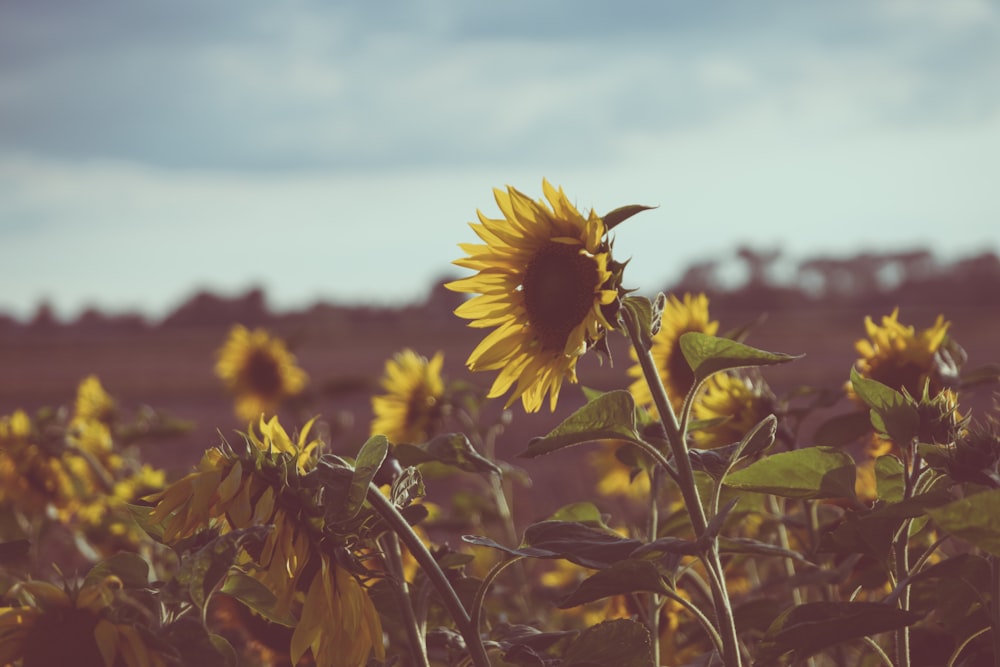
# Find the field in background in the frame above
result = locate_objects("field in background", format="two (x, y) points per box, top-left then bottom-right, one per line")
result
(3, 248), (999, 528)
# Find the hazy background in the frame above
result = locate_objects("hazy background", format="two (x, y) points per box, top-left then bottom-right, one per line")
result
(2, 0), (999, 321)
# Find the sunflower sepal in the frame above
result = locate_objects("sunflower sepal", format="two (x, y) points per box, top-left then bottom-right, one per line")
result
(601, 204), (656, 232)
(619, 296), (658, 353)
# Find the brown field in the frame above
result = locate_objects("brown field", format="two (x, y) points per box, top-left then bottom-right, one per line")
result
(3, 259), (999, 531)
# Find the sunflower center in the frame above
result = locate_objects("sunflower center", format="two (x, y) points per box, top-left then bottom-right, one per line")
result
(404, 390), (439, 442)
(22, 607), (105, 667)
(522, 242), (600, 352)
(870, 359), (935, 398)
(244, 349), (284, 397)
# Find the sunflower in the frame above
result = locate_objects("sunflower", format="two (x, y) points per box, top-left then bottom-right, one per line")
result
(0, 410), (81, 520)
(74, 375), (117, 424)
(371, 349), (446, 445)
(145, 416), (384, 667)
(445, 180), (621, 413)
(0, 576), (169, 667)
(690, 372), (774, 449)
(849, 308), (952, 401)
(627, 293), (719, 416)
(215, 325), (309, 422)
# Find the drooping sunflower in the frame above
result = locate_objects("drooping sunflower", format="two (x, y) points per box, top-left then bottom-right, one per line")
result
(0, 576), (170, 667)
(371, 349), (446, 445)
(145, 416), (384, 667)
(446, 180), (622, 413)
(627, 293), (719, 416)
(690, 372), (775, 449)
(849, 308), (953, 401)
(215, 325), (309, 422)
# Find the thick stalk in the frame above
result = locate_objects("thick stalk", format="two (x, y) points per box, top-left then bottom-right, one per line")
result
(381, 531), (430, 667)
(622, 306), (742, 667)
(367, 485), (491, 667)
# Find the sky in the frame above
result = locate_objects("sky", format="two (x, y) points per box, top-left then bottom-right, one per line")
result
(2, 0), (998, 321)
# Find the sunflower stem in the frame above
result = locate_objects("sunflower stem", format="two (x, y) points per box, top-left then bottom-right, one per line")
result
(622, 303), (743, 667)
(647, 465), (662, 667)
(380, 530), (430, 667)
(367, 484), (492, 667)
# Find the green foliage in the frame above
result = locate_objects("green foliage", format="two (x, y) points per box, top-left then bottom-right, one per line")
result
(561, 619), (653, 667)
(928, 489), (1000, 556)
(724, 446), (858, 501)
(756, 601), (923, 665)
(520, 390), (645, 458)
(679, 331), (800, 385)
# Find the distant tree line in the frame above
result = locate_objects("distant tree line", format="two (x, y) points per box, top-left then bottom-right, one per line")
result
(3, 247), (998, 335)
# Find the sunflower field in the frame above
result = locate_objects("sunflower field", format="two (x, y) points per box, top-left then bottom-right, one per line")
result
(3, 182), (1000, 667)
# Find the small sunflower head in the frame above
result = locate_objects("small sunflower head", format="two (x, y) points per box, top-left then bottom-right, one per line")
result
(447, 180), (631, 412)
(371, 349), (446, 445)
(628, 293), (719, 416)
(690, 372), (776, 449)
(73, 375), (117, 424)
(849, 308), (957, 402)
(215, 325), (309, 422)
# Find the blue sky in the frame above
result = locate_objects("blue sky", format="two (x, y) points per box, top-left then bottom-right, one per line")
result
(2, 0), (998, 320)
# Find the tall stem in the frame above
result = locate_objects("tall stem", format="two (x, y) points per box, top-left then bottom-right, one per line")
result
(367, 485), (491, 667)
(622, 305), (742, 667)
(381, 530), (430, 667)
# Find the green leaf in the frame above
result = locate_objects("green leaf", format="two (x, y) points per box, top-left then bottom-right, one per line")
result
(463, 521), (642, 570)
(126, 503), (167, 543)
(390, 465), (426, 508)
(812, 411), (873, 447)
(340, 435), (389, 521)
(558, 559), (667, 608)
(724, 446), (858, 501)
(562, 619), (653, 667)
(175, 527), (270, 609)
(817, 514), (896, 567)
(718, 537), (814, 565)
(885, 553), (990, 607)
(679, 331), (800, 384)
(519, 390), (644, 458)
(927, 489), (1000, 556)
(850, 368), (919, 446)
(164, 617), (239, 667)
(756, 601), (923, 665)
(548, 502), (611, 529)
(84, 552), (150, 589)
(602, 204), (655, 232)
(219, 571), (296, 626)
(394, 433), (502, 476)
(875, 455), (905, 503)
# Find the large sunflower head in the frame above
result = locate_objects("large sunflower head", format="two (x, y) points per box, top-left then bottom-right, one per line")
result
(446, 180), (623, 412)
(628, 293), (719, 415)
(849, 308), (953, 402)
(215, 325), (309, 422)
(371, 349), (446, 445)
